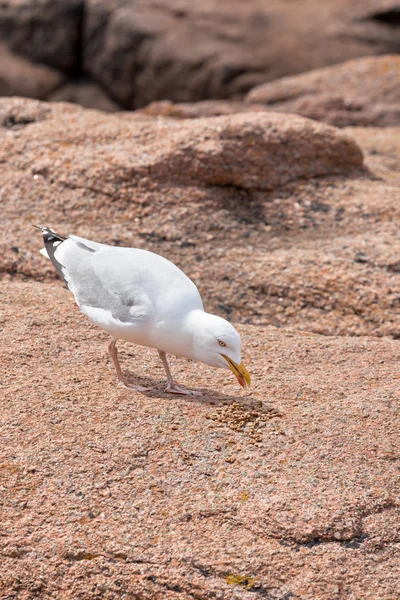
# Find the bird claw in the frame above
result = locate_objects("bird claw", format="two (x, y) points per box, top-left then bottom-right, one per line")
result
(165, 382), (202, 396)
(119, 382), (152, 392)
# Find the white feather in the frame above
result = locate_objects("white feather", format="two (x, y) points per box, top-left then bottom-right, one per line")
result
(40, 232), (245, 375)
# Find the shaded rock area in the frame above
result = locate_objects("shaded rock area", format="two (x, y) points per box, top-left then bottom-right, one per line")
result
(0, 43), (64, 100)
(246, 55), (400, 128)
(1, 0), (400, 110)
(47, 79), (120, 113)
(1, 96), (400, 598)
(0, 0), (83, 72)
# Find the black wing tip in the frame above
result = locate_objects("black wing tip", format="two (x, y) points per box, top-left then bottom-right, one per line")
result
(35, 225), (69, 284)
(32, 224), (67, 242)
(32, 224), (55, 235)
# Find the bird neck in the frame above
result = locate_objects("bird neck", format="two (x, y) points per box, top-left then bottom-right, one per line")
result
(182, 309), (211, 359)
(147, 309), (206, 359)
(184, 309), (208, 333)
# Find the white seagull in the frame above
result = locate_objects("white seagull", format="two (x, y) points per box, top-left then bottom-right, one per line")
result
(36, 227), (251, 395)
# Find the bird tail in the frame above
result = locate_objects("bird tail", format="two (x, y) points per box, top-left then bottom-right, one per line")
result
(33, 225), (68, 283)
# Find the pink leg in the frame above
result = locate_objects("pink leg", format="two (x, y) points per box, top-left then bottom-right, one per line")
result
(158, 350), (202, 396)
(108, 340), (151, 391)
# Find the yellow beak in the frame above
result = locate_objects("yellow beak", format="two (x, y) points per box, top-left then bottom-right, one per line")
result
(221, 354), (251, 389)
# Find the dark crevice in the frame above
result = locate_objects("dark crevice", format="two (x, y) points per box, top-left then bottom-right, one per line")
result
(57, 180), (115, 199)
(63, 551), (100, 561)
(2, 115), (37, 129)
(146, 575), (219, 600)
(219, 66), (248, 86)
(285, 504), (398, 550)
(185, 560), (294, 599)
(342, 534), (369, 549)
(191, 563), (212, 578)
(72, 1), (85, 78)
(366, 8), (400, 27)
(246, 584), (274, 598)
(387, 261), (400, 273)
(62, 550), (156, 564)
(294, 533), (369, 550)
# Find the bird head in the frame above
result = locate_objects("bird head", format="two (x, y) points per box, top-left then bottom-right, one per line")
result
(189, 312), (251, 389)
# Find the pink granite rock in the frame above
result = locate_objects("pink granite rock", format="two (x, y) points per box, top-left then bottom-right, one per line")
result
(0, 95), (400, 598)
(0, 280), (399, 599)
(246, 55), (400, 127)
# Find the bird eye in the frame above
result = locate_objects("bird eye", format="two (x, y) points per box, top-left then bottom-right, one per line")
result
(218, 340), (227, 347)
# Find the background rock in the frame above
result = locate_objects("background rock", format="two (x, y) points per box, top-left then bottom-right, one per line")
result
(0, 43), (64, 100)
(0, 0), (400, 109)
(0, 0), (84, 73)
(48, 79), (120, 112)
(246, 55), (400, 127)
(144, 55), (400, 128)
(82, 0), (400, 108)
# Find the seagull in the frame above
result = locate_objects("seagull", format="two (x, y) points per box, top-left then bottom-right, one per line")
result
(36, 226), (251, 395)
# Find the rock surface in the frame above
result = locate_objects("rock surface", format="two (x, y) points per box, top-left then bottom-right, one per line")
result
(1, 0), (400, 109)
(1, 281), (399, 599)
(1, 96), (400, 598)
(0, 97), (363, 194)
(246, 55), (400, 127)
(2, 96), (400, 339)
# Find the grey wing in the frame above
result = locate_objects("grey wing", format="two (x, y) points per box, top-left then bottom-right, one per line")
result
(91, 246), (203, 319)
(54, 238), (152, 324)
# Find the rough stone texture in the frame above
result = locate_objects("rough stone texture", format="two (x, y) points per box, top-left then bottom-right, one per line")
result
(0, 98), (363, 195)
(0, 43), (64, 100)
(1, 98), (400, 341)
(2, 97), (400, 339)
(1, 281), (399, 599)
(1, 0), (400, 109)
(1, 96), (400, 597)
(246, 55), (400, 127)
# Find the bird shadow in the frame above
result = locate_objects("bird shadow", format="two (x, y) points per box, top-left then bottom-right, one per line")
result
(121, 371), (276, 414)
